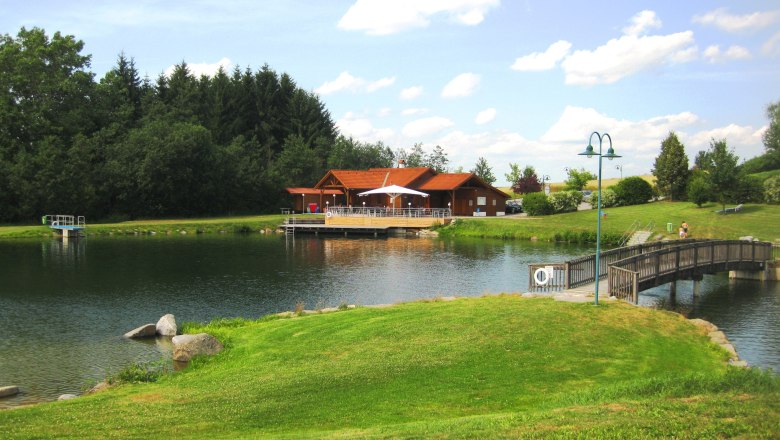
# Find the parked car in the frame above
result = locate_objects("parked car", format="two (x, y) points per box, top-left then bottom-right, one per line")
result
(505, 200), (523, 214)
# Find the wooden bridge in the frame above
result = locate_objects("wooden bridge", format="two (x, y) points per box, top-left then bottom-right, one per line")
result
(529, 239), (775, 303)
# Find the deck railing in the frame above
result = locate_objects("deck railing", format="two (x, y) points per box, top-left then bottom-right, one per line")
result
(325, 207), (452, 218)
(44, 215), (86, 228)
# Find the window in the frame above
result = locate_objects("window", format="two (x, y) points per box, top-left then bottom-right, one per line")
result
(477, 196), (486, 206)
(492, 199), (496, 206)
(469, 200), (473, 206)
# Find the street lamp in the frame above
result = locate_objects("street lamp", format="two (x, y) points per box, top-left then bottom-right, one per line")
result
(579, 132), (621, 305)
(615, 164), (623, 179)
(541, 175), (550, 194)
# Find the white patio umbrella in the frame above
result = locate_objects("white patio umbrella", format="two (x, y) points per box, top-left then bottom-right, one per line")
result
(358, 184), (429, 205)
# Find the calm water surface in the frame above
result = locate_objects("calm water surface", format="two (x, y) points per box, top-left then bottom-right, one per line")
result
(0, 234), (777, 408)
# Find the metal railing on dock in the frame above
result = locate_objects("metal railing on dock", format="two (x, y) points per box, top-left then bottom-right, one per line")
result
(325, 207), (451, 218)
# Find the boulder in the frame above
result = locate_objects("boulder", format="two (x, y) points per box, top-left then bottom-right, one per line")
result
(58, 394), (78, 401)
(172, 333), (223, 362)
(123, 324), (157, 338)
(689, 318), (718, 333)
(156, 314), (177, 336)
(85, 381), (110, 395)
(0, 385), (20, 397)
(709, 331), (729, 345)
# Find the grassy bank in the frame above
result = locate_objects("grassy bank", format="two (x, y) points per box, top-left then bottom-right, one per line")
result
(439, 201), (780, 244)
(1, 201), (778, 243)
(1, 296), (777, 438)
(0, 214), (298, 239)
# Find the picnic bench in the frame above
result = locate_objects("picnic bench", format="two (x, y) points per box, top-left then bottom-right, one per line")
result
(715, 203), (743, 214)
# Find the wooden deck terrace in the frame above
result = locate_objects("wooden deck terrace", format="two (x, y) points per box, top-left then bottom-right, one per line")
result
(283, 207), (452, 236)
(326, 207), (451, 229)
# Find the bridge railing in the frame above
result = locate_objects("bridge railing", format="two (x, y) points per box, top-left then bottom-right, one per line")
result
(565, 239), (707, 289)
(607, 240), (772, 301)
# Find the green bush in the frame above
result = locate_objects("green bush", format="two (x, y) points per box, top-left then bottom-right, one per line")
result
(548, 190), (582, 213)
(687, 173), (713, 207)
(522, 192), (553, 216)
(765, 175), (780, 204)
(597, 188), (619, 208)
(732, 175), (765, 203)
(613, 176), (654, 206)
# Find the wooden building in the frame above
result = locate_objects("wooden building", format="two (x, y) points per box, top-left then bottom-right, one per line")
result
(291, 167), (508, 216)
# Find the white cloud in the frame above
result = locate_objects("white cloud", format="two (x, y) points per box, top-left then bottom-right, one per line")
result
(377, 107), (393, 117)
(693, 8), (780, 33)
(511, 40), (572, 71)
(402, 116), (454, 138)
(685, 124), (764, 152)
(165, 57), (231, 78)
(315, 71), (395, 95)
(623, 10), (662, 36)
(401, 108), (430, 116)
(475, 108), (497, 125)
(441, 72), (481, 98)
(336, 112), (395, 142)
(366, 76), (397, 92)
(561, 31), (696, 85)
(762, 31), (780, 56)
(541, 106), (699, 155)
(400, 86), (424, 100)
(703, 45), (751, 63)
(337, 0), (500, 35)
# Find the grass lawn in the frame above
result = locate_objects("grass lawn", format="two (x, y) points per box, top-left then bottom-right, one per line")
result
(0, 214), (300, 238)
(440, 201), (780, 244)
(1, 296), (777, 438)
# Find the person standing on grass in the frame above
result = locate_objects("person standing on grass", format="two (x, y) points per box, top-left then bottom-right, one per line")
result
(679, 226), (686, 239)
(682, 221), (689, 238)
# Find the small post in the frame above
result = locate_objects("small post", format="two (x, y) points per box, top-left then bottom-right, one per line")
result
(693, 279), (700, 298)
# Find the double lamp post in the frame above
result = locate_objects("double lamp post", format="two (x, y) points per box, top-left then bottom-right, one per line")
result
(578, 132), (621, 305)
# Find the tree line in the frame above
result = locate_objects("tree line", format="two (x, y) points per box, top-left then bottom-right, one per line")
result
(0, 28), (462, 223)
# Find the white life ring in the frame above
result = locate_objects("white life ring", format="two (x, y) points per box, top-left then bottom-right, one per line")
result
(534, 268), (550, 286)
(325, 211), (333, 218)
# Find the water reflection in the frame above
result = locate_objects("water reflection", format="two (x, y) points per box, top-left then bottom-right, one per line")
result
(0, 235), (776, 408)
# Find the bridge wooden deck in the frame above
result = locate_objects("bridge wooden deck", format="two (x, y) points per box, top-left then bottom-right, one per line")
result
(529, 239), (773, 303)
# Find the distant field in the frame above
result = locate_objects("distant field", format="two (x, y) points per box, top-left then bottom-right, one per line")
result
(499, 174), (655, 197)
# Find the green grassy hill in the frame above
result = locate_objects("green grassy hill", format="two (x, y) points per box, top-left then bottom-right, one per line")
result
(1, 297), (777, 438)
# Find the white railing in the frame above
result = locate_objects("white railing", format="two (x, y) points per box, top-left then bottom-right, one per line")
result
(325, 207), (452, 218)
(44, 215), (86, 228)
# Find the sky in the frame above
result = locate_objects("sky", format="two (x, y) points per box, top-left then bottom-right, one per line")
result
(3, 0), (779, 185)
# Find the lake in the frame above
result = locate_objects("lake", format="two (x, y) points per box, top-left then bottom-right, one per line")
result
(0, 234), (777, 408)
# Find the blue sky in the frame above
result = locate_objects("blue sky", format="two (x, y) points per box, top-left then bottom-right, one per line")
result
(3, 0), (779, 184)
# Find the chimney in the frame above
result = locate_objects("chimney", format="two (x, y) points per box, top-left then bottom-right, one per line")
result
(398, 159), (406, 168)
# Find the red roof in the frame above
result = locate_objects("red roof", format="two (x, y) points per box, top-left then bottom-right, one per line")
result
(286, 188), (342, 195)
(317, 168), (432, 189)
(308, 167), (508, 199)
(417, 173), (471, 190)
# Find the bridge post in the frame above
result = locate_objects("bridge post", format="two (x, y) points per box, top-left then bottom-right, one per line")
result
(693, 279), (700, 298)
(669, 281), (677, 298)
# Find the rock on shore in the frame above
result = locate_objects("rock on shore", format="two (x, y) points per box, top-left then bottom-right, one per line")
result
(123, 324), (156, 338)
(172, 333), (223, 362)
(156, 314), (177, 336)
(0, 385), (20, 397)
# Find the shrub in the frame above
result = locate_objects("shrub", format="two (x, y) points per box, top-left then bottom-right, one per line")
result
(732, 175), (765, 203)
(613, 176), (654, 206)
(597, 188), (619, 208)
(687, 174), (713, 207)
(522, 192), (553, 216)
(548, 190), (583, 213)
(765, 175), (780, 204)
